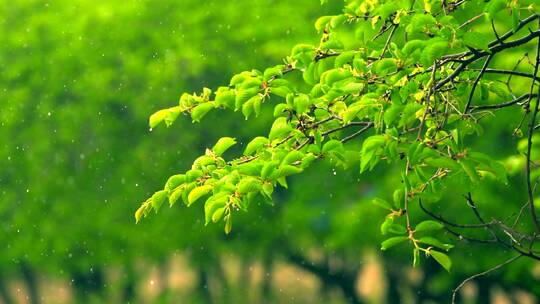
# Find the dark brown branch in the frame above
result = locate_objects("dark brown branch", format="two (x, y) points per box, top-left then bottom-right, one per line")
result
(469, 68), (540, 81)
(419, 199), (492, 229)
(465, 54), (493, 113)
(470, 93), (536, 111)
(435, 30), (540, 90)
(525, 29), (540, 234)
(379, 24), (398, 59)
(341, 123), (374, 143)
(321, 121), (371, 137)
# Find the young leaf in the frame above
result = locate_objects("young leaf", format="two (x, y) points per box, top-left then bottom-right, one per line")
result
(415, 220), (444, 233)
(269, 117), (292, 140)
(135, 206), (145, 223)
(151, 190), (168, 212)
(237, 178), (263, 194)
(418, 237), (454, 251)
(191, 103), (214, 122)
(381, 236), (408, 250)
(430, 250), (452, 272)
(188, 185), (213, 206)
(372, 198), (393, 210)
(213, 137), (237, 156)
(322, 140), (344, 154)
(211, 207), (226, 223)
(149, 109), (169, 128)
(244, 137), (269, 155)
(165, 174), (186, 191)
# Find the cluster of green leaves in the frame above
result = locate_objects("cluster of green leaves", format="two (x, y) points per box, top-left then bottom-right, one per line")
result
(139, 0), (540, 272)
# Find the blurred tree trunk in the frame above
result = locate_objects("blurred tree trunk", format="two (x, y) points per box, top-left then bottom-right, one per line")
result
(20, 263), (39, 304)
(196, 268), (212, 304)
(157, 260), (172, 302)
(285, 251), (363, 304)
(71, 267), (105, 302)
(386, 267), (402, 303)
(0, 275), (14, 304)
(260, 256), (273, 304)
(121, 264), (136, 303)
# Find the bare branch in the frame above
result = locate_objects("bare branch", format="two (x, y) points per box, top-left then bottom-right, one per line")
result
(451, 254), (522, 304)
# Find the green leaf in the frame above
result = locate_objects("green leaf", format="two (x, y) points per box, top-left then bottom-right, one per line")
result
(484, 0), (507, 19)
(149, 109), (169, 128)
(211, 207), (226, 223)
(135, 206), (145, 223)
(191, 103), (214, 122)
(393, 188), (404, 209)
(213, 137), (236, 156)
(273, 103), (289, 117)
(151, 190), (168, 212)
(488, 82), (513, 101)
(294, 94), (310, 114)
(381, 236), (408, 250)
(322, 140), (343, 154)
(188, 185), (213, 206)
(164, 106), (182, 126)
(235, 88), (259, 110)
(261, 162), (278, 179)
(360, 135), (386, 172)
(204, 194), (228, 224)
(224, 215), (232, 234)
(402, 40), (426, 56)
(420, 39), (448, 67)
(463, 32), (491, 51)
(242, 96), (256, 119)
(459, 159), (480, 184)
(315, 16), (332, 32)
(169, 188), (183, 207)
(415, 220), (444, 232)
(263, 66), (283, 81)
(269, 117), (292, 140)
(277, 165), (303, 177)
(374, 58), (397, 76)
(387, 223), (407, 235)
(334, 51), (356, 67)
(237, 177), (263, 194)
(372, 198), (393, 210)
(262, 183), (274, 198)
(215, 88), (235, 108)
(330, 14), (347, 28)
(282, 150), (304, 165)
(418, 237), (454, 251)
(244, 136), (269, 155)
(303, 62), (317, 85)
(430, 250), (452, 272)
(165, 174), (186, 191)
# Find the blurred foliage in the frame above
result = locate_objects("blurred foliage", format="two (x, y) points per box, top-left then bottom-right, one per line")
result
(1, 0), (540, 303)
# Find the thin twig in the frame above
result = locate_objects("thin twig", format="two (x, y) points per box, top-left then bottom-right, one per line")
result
(465, 54), (493, 113)
(379, 24), (398, 59)
(470, 93), (535, 111)
(340, 123), (374, 143)
(525, 28), (540, 233)
(468, 68), (540, 82)
(451, 254), (522, 304)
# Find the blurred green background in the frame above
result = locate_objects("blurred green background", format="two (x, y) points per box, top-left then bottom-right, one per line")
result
(1, 1), (539, 303)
